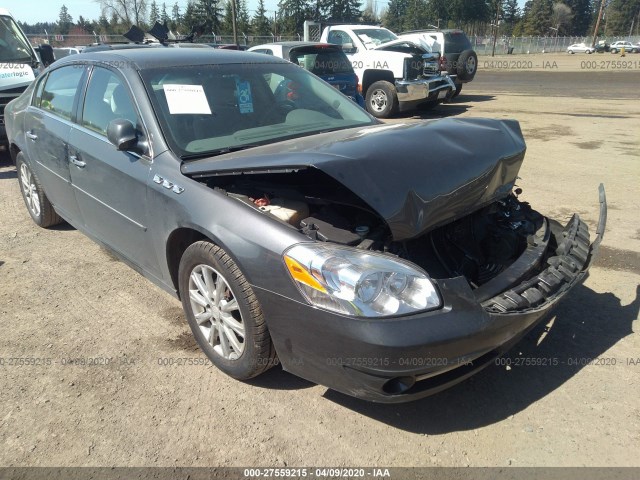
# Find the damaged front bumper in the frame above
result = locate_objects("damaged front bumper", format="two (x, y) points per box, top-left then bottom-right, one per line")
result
(255, 185), (607, 403)
(395, 74), (456, 109)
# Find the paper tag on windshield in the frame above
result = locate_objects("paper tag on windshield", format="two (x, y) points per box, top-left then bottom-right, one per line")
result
(163, 84), (212, 114)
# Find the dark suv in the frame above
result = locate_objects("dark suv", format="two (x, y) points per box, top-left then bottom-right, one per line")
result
(399, 29), (477, 97)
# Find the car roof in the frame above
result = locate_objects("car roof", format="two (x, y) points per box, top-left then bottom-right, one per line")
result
(401, 29), (465, 34)
(53, 48), (288, 70)
(252, 41), (339, 49)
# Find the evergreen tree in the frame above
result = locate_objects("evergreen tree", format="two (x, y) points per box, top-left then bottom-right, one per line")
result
(149, 0), (159, 24)
(161, 2), (170, 24)
(321, 0), (362, 22)
(58, 4), (74, 35)
(277, 0), (312, 35)
(237, 0), (251, 34)
(383, 0), (408, 31)
(523, 0), (554, 34)
(194, 0), (223, 34)
(603, 0), (640, 35)
(171, 2), (181, 30)
(252, 0), (272, 36)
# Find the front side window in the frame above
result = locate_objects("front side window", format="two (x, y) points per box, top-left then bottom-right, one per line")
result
(40, 66), (84, 120)
(141, 62), (374, 158)
(327, 30), (352, 47)
(82, 67), (139, 136)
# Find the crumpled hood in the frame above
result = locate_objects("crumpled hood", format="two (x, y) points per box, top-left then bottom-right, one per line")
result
(182, 118), (527, 241)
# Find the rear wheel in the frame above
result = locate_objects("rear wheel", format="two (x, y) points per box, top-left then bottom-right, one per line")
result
(16, 152), (62, 228)
(178, 241), (276, 380)
(365, 80), (398, 118)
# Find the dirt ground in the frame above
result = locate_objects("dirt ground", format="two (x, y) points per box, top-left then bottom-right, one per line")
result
(0, 66), (638, 469)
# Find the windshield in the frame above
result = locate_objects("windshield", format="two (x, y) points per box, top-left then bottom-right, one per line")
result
(0, 15), (35, 63)
(289, 46), (354, 75)
(352, 28), (398, 47)
(141, 62), (374, 158)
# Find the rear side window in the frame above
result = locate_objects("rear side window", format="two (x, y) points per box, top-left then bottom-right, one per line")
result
(289, 47), (353, 75)
(40, 66), (84, 120)
(252, 48), (273, 55)
(444, 32), (472, 53)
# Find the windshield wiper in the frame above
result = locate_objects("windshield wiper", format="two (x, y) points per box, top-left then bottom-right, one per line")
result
(181, 144), (261, 160)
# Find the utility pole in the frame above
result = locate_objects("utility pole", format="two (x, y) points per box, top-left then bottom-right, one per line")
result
(591, 0), (606, 47)
(231, 0), (238, 46)
(491, 1), (501, 57)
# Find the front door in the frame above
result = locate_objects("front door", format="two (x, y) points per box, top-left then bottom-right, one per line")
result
(67, 66), (155, 273)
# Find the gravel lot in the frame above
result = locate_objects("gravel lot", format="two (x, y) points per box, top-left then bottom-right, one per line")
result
(0, 59), (638, 469)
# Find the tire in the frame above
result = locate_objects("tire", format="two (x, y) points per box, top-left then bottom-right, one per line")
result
(587, 50), (592, 54)
(365, 80), (398, 118)
(178, 240), (276, 380)
(632, 48), (638, 53)
(610, 48), (618, 54)
(16, 152), (62, 228)
(456, 49), (477, 81)
(568, 50), (574, 54)
(452, 84), (463, 98)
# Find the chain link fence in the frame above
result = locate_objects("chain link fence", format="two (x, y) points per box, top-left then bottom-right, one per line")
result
(26, 33), (301, 49)
(471, 35), (640, 55)
(27, 32), (640, 53)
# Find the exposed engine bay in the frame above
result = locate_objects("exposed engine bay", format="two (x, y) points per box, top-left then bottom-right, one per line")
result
(201, 168), (545, 289)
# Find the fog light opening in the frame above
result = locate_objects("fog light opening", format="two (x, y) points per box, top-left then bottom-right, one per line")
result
(383, 376), (416, 395)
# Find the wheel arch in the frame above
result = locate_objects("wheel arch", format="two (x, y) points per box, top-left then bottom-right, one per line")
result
(361, 69), (395, 95)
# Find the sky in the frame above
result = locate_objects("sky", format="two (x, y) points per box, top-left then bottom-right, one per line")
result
(6, 0), (298, 24)
(7, 0), (526, 26)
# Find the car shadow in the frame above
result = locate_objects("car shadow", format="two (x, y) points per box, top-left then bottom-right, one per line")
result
(321, 283), (638, 433)
(246, 364), (316, 391)
(399, 95), (496, 120)
(0, 169), (17, 180)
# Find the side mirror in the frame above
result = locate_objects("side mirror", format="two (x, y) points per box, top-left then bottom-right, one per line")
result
(36, 44), (55, 67)
(107, 118), (140, 152)
(341, 43), (356, 54)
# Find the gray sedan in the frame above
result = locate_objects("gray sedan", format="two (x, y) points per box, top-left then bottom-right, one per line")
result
(5, 49), (606, 402)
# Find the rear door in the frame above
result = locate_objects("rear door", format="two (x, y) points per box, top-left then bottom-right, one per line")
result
(24, 64), (87, 221)
(67, 65), (156, 272)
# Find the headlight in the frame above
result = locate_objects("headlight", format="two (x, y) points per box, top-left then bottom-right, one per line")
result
(283, 243), (441, 317)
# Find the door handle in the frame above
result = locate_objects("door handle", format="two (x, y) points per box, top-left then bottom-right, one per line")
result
(26, 131), (38, 141)
(69, 155), (86, 168)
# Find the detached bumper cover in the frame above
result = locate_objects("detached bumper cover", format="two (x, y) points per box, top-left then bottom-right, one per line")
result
(256, 186), (607, 403)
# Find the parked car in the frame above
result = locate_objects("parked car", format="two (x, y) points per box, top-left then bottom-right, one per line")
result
(52, 47), (83, 60)
(594, 42), (610, 53)
(399, 28), (477, 97)
(249, 41), (365, 108)
(6, 49), (606, 403)
(567, 43), (595, 54)
(609, 41), (639, 53)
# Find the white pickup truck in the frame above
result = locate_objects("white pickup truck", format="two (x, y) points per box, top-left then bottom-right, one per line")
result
(0, 8), (54, 147)
(319, 25), (455, 118)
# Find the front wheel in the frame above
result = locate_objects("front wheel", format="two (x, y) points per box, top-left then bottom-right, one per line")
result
(452, 84), (463, 98)
(365, 80), (398, 118)
(611, 48), (618, 54)
(178, 241), (276, 380)
(16, 152), (62, 228)
(568, 50), (574, 54)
